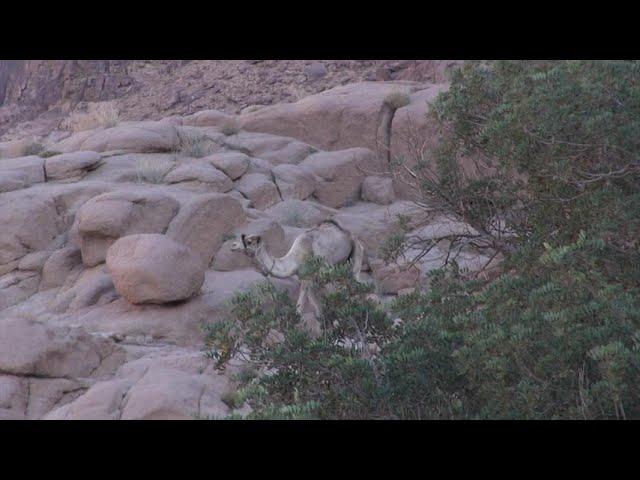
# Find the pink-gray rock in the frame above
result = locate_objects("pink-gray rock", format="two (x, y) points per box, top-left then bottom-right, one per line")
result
(234, 173), (281, 210)
(0, 190), (64, 267)
(72, 189), (180, 267)
(50, 265), (118, 313)
(0, 271), (40, 310)
(264, 199), (335, 228)
(165, 193), (246, 267)
(164, 161), (233, 193)
(205, 152), (250, 180)
(305, 62), (327, 80)
(370, 260), (420, 294)
(106, 234), (205, 304)
(272, 164), (318, 200)
(238, 81), (428, 153)
(182, 109), (234, 128)
(44, 151), (102, 181)
(361, 176), (395, 205)
(300, 147), (382, 208)
(0, 155), (45, 193)
(17, 251), (52, 272)
(0, 317), (122, 378)
(40, 246), (82, 290)
(52, 121), (179, 154)
(222, 131), (314, 166)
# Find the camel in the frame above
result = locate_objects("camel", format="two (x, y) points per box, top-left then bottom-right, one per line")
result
(230, 218), (366, 317)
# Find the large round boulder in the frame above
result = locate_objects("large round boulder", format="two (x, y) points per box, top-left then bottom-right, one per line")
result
(106, 234), (205, 305)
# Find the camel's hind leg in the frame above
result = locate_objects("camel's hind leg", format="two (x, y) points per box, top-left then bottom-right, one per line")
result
(307, 285), (322, 318)
(350, 237), (366, 283)
(296, 280), (322, 318)
(296, 280), (310, 316)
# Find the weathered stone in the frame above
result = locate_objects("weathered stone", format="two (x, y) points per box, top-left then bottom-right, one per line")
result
(106, 234), (205, 305)
(44, 151), (102, 181)
(165, 193), (246, 267)
(272, 164), (318, 200)
(234, 173), (281, 210)
(361, 176), (395, 205)
(72, 189), (179, 267)
(300, 147), (381, 208)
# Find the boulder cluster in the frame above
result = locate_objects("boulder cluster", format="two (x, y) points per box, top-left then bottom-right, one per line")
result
(0, 77), (493, 419)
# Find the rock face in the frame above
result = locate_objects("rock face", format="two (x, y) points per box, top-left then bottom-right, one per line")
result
(206, 152), (250, 180)
(362, 176), (395, 205)
(300, 147), (381, 208)
(0, 190), (64, 268)
(106, 234), (206, 305)
(222, 131), (315, 166)
(182, 109), (233, 128)
(0, 155), (45, 192)
(235, 173), (281, 210)
(370, 260), (420, 295)
(272, 164), (318, 200)
(238, 82), (428, 153)
(72, 189), (180, 267)
(52, 121), (179, 154)
(165, 193), (246, 267)
(44, 151), (102, 181)
(265, 199), (335, 228)
(0, 316), (122, 378)
(165, 161), (233, 193)
(40, 246), (82, 290)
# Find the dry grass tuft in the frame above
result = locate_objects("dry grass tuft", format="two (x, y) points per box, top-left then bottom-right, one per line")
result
(62, 101), (120, 133)
(177, 130), (220, 158)
(135, 156), (176, 184)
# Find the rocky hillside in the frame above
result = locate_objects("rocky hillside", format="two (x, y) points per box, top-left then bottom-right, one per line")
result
(0, 61), (494, 420)
(0, 60), (460, 141)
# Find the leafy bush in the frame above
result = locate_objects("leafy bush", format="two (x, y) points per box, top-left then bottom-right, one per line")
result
(204, 61), (640, 419)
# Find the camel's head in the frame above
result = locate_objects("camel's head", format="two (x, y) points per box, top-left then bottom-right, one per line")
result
(230, 234), (262, 256)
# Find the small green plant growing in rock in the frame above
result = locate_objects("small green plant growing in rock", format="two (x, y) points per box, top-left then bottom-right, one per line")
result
(219, 118), (240, 136)
(39, 150), (62, 158)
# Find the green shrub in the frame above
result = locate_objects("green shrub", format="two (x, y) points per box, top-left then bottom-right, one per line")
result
(39, 150), (62, 158)
(204, 61), (640, 419)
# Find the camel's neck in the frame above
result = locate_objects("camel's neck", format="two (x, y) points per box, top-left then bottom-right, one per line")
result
(253, 243), (300, 278)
